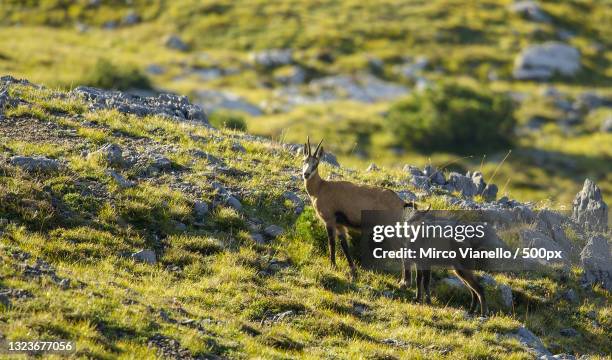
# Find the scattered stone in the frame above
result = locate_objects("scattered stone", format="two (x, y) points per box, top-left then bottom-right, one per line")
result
(0, 293), (10, 307)
(193, 201), (209, 219)
(405, 165), (423, 177)
(274, 65), (306, 85)
(10, 156), (60, 174)
(510, 326), (552, 358)
(561, 289), (578, 303)
(231, 142), (246, 153)
(73, 86), (208, 123)
(580, 234), (612, 291)
(264, 225), (284, 239)
(58, 278), (70, 290)
(395, 56), (429, 80)
(446, 172), (478, 197)
(424, 165), (445, 185)
(250, 49), (293, 68)
(107, 170), (135, 188)
(131, 249), (156, 264)
(150, 156), (173, 173)
(397, 190), (418, 202)
(226, 196), (242, 211)
(250, 233), (266, 244)
(164, 35), (189, 52)
(366, 163), (380, 172)
(572, 178), (608, 232)
(194, 90), (262, 116)
(147, 334), (199, 360)
(513, 42), (581, 81)
(146, 64), (165, 75)
(282, 191), (304, 214)
(509, 1), (551, 23)
(122, 10), (140, 25)
(91, 143), (124, 167)
(559, 328), (579, 337)
(411, 175), (430, 191)
(321, 152), (340, 167)
(173, 221), (187, 232)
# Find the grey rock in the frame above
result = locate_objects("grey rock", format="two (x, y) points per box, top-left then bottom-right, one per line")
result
(411, 175), (430, 191)
(580, 234), (612, 290)
(471, 171), (486, 194)
(192, 67), (223, 81)
(91, 143), (124, 167)
(123, 10), (140, 25)
(572, 179), (608, 232)
(441, 277), (464, 289)
(499, 284), (513, 309)
(151, 156), (172, 172)
(226, 196), (242, 211)
(482, 184), (498, 202)
(447, 172), (478, 197)
(600, 117), (612, 133)
(559, 328), (579, 337)
(250, 49), (293, 68)
(195, 90), (262, 116)
(561, 289), (578, 303)
(264, 225), (284, 239)
(513, 42), (581, 80)
(283, 191), (304, 214)
(164, 35), (189, 52)
(366, 163), (380, 172)
(395, 56), (428, 79)
(107, 170), (135, 188)
(404, 165), (423, 177)
(10, 156), (60, 173)
(509, 1), (551, 23)
(321, 152), (340, 167)
(173, 221), (187, 232)
(397, 190), (417, 202)
(193, 201), (209, 219)
(231, 142), (246, 153)
(511, 326), (552, 358)
(0, 294), (10, 307)
(424, 165), (445, 185)
(274, 65), (306, 85)
(132, 249), (156, 264)
(73, 86), (208, 123)
(146, 64), (165, 75)
(250, 233), (266, 244)
(480, 274), (497, 287)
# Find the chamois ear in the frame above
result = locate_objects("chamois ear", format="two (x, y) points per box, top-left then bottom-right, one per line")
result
(316, 146), (324, 159)
(302, 143), (309, 157)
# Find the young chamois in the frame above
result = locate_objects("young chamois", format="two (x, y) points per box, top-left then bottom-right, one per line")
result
(302, 137), (416, 283)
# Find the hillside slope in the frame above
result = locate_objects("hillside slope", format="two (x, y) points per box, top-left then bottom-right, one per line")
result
(0, 77), (610, 359)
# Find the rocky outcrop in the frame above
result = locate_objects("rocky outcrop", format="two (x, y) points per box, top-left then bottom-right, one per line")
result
(73, 86), (208, 124)
(513, 42), (581, 80)
(580, 234), (612, 291)
(572, 179), (608, 232)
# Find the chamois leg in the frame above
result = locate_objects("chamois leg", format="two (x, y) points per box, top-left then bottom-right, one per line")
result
(338, 227), (357, 281)
(415, 269), (424, 303)
(325, 225), (337, 268)
(422, 269), (432, 304)
(454, 268), (488, 316)
(399, 260), (412, 289)
(456, 276), (478, 313)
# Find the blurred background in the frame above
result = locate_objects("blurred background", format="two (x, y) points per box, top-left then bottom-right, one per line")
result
(1, 0), (610, 205)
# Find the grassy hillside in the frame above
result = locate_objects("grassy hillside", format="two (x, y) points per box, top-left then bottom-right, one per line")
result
(0, 78), (610, 359)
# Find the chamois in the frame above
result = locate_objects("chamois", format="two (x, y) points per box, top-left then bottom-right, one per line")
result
(302, 137), (416, 283)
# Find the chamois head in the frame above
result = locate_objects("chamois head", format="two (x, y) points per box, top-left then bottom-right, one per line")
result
(302, 136), (324, 180)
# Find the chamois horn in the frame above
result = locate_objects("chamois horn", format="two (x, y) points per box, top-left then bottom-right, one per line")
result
(314, 138), (324, 157)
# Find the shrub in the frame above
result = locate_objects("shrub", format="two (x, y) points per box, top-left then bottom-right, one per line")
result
(209, 110), (247, 131)
(385, 82), (515, 154)
(82, 59), (151, 90)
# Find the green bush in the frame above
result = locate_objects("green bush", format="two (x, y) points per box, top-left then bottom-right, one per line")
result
(385, 82), (515, 154)
(82, 59), (151, 90)
(209, 110), (247, 131)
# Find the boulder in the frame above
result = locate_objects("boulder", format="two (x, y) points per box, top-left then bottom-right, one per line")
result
(250, 49), (293, 68)
(513, 42), (581, 80)
(91, 143), (124, 167)
(193, 201), (209, 219)
(424, 165), (445, 185)
(481, 184), (498, 202)
(447, 172), (478, 197)
(132, 249), (156, 264)
(10, 156), (60, 174)
(397, 190), (417, 202)
(264, 225), (284, 239)
(580, 234), (612, 291)
(572, 179), (608, 232)
(509, 1), (551, 23)
(510, 326), (552, 358)
(499, 284), (513, 309)
(164, 35), (189, 52)
(410, 175), (430, 191)
(194, 90), (262, 116)
(226, 196), (242, 211)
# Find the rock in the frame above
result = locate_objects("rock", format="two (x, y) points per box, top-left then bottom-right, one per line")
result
(404, 165), (423, 177)
(321, 152), (340, 167)
(572, 179), (608, 232)
(471, 171), (486, 195)
(132, 249), (156, 264)
(600, 117), (612, 133)
(264, 225), (284, 239)
(10, 156), (60, 173)
(173, 221), (187, 232)
(146, 64), (165, 75)
(0, 293), (10, 307)
(226, 196), (242, 211)
(499, 284), (513, 309)
(509, 1), (551, 23)
(73, 86), (208, 123)
(231, 142), (246, 153)
(107, 170), (135, 188)
(193, 201), (209, 219)
(482, 184), (498, 202)
(397, 190), (417, 202)
(411, 175), (430, 191)
(561, 289), (578, 303)
(91, 143), (124, 167)
(441, 277), (464, 289)
(513, 42), (581, 80)
(366, 163), (380, 172)
(580, 234), (612, 291)
(250, 49), (293, 68)
(282, 191), (303, 214)
(424, 165), (445, 185)
(194, 90), (262, 116)
(511, 326), (552, 358)
(151, 156), (172, 172)
(250, 233), (265, 244)
(164, 35), (189, 52)
(274, 65), (306, 85)
(519, 229), (566, 267)
(395, 56), (429, 79)
(559, 328), (579, 337)
(123, 10), (140, 25)
(447, 172), (478, 197)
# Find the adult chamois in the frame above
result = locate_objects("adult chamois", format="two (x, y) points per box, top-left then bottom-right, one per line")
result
(301, 137), (417, 283)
